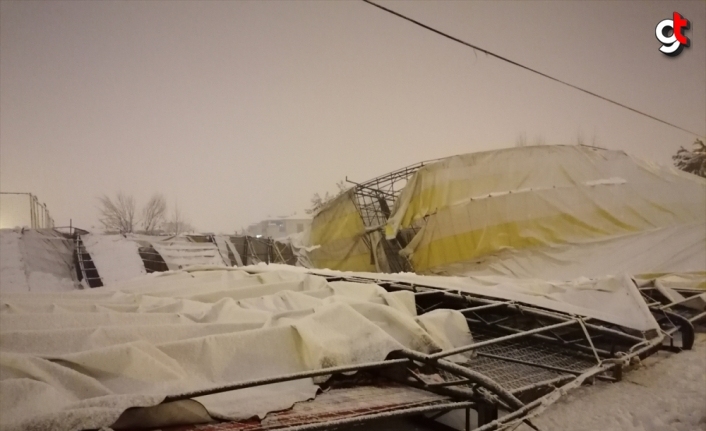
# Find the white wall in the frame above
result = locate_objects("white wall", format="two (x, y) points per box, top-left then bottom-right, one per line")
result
(0, 194), (31, 229)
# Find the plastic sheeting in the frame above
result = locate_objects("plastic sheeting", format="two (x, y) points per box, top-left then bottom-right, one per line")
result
(430, 222), (706, 280)
(0, 267), (473, 431)
(308, 189), (375, 272)
(384, 146), (706, 276)
(248, 264), (660, 333)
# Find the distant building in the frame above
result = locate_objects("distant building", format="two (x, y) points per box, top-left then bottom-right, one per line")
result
(245, 214), (311, 239)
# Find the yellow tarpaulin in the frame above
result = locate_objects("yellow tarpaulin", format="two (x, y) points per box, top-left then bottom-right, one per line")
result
(308, 189), (375, 272)
(385, 146), (706, 274)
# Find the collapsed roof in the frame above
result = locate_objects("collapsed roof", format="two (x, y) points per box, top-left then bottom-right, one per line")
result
(0, 145), (704, 431)
(3, 264), (697, 431)
(305, 145), (706, 280)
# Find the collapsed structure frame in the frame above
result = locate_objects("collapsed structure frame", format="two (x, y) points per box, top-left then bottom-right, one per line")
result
(120, 269), (695, 431)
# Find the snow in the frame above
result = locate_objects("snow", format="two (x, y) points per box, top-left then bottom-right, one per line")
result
(516, 334), (706, 431)
(247, 263), (706, 430)
(245, 264), (659, 333)
(82, 234), (146, 285)
(0, 229), (77, 293)
(1, 232), (704, 430)
(0, 229), (28, 293)
(149, 237), (227, 270)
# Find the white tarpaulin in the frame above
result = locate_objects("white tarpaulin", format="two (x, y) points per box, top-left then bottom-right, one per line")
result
(0, 267), (473, 431)
(247, 264), (660, 333)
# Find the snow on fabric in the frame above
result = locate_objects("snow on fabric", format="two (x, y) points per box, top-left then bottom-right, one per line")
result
(383, 146), (706, 277)
(149, 237), (228, 270)
(82, 233), (146, 285)
(0, 267), (473, 431)
(247, 264), (660, 333)
(0, 228), (77, 293)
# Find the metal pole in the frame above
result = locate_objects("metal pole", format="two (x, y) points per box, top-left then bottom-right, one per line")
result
(164, 358), (410, 403)
(398, 349), (525, 411)
(429, 319), (578, 360)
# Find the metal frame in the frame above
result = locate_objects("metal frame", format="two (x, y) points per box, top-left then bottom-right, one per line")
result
(74, 235), (103, 288)
(125, 271), (675, 431)
(345, 160), (432, 229)
(637, 285), (703, 352)
(343, 161), (437, 273)
(639, 286), (706, 327)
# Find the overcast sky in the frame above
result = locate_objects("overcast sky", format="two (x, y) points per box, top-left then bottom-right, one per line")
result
(1, 1), (704, 233)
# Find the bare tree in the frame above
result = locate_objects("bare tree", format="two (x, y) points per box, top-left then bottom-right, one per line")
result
(97, 192), (136, 233)
(673, 139), (706, 178)
(306, 180), (349, 215)
(516, 133), (545, 147)
(141, 193), (167, 234)
(163, 203), (194, 235)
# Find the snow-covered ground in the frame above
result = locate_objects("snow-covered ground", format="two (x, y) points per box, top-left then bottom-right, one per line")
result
(516, 334), (706, 431)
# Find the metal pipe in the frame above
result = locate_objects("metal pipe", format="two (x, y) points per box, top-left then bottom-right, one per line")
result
(397, 349), (525, 411)
(429, 319), (579, 359)
(163, 358), (410, 402)
(426, 378), (473, 387)
(393, 283), (648, 344)
(485, 321), (614, 358)
(689, 311), (706, 324)
(660, 295), (706, 310)
(476, 352), (583, 376)
(457, 302), (512, 313)
(511, 375), (575, 395)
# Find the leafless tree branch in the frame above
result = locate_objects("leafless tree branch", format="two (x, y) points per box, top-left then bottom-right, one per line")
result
(141, 193), (167, 234)
(97, 192), (136, 233)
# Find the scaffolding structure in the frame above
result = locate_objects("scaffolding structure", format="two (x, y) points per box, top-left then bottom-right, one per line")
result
(346, 161), (431, 229)
(344, 160), (435, 273)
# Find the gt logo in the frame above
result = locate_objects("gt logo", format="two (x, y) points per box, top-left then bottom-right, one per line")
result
(656, 12), (691, 56)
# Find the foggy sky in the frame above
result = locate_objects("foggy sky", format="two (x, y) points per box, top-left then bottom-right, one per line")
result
(1, 1), (704, 233)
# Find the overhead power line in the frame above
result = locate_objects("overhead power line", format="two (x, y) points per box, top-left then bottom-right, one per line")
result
(362, 0), (703, 137)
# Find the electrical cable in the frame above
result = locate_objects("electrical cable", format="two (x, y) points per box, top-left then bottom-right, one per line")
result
(362, 0), (704, 137)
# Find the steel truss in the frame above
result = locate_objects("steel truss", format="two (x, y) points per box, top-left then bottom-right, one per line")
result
(346, 161), (431, 229)
(344, 161), (436, 273)
(122, 272), (687, 431)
